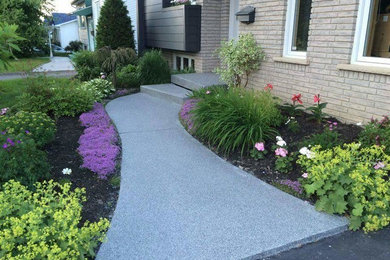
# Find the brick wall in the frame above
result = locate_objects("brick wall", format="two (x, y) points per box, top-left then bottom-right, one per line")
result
(236, 0), (390, 123)
(161, 0), (230, 72)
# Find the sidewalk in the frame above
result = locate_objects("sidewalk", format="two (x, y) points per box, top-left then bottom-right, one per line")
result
(32, 57), (74, 72)
(97, 93), (348, 260)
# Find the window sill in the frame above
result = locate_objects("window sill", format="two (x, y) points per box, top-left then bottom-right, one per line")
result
(273, 57), (309, 65)
(337, 63), (390, 76)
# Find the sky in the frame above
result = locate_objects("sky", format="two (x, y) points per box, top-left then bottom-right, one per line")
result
(52, 0), (75, 13)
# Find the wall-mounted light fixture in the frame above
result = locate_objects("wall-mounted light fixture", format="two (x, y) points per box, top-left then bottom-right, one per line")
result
(236, 6), (255, 24)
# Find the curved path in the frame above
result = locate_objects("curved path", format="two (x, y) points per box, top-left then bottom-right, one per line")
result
(97, 93), (348, 260)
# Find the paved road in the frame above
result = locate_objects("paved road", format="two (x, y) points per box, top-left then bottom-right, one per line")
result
(97, 93), (347, 260)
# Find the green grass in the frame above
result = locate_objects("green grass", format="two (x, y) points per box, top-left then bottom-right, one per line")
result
(0, 77), (72, 108)
(0, 57), (50, 73)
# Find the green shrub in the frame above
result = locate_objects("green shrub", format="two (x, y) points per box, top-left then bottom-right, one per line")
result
(192, 88), (282, 155)
(0, 133), (49, 187)
(189, 85), (227, 99)
(50, 84), (95, 117)
(0, 111), (56, 147)
(81, 78), (115, 100)
(359, 116), (390, 154)
(216, 33), (265, 88)
(116, 64), (140, 89)
(15, 78), (95, 118)
(0, 180), (110, 259)
(138, 50), (171, 85)
(300, 129), (343, 151)
(71, 51), (100, 81)
(298, 143), (390, 232)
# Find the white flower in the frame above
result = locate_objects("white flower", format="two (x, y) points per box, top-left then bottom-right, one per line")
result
(276, 136), (283, 142)
(276, 140), (287, 147)
(285, 118), (291, 125)
(356, 122), (363, 126)
(299, 147), (315, 159)
(62, 168), (72, 175)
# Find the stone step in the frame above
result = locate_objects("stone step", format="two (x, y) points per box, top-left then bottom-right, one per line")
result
(140, 83), (192, 104)
(171, 72), (226, 91)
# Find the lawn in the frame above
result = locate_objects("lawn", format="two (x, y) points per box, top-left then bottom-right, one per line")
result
(0, 57), (50, 73)
(0, 77), (71, 108)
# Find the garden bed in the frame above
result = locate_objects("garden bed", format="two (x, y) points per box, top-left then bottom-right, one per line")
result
(46, 116), (120, 224)
(215, 112), (362, 187)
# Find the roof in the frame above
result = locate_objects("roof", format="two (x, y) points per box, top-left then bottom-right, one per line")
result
(73, 6), (92, 16)
(71, 0), (92, 7)
(51, 13), (77, 25)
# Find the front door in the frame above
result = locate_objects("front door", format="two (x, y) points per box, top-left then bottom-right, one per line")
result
(229, 0), (240, 39)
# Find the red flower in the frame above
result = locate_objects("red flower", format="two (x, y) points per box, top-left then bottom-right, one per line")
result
(314, 94), (320, 103)
(264, 83), (273, 91)
(291, 94), (303, 104)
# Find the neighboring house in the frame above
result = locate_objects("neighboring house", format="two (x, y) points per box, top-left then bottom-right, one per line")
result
(72, 0), (95, 51)
(92, 0), (140, 51)
(141, 0), (390, 123)
(52, 13), (79, 48)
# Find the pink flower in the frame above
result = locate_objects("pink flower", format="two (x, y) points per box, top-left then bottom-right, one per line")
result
(0, 108), (9, 115)
(374, 162), (385, 170)
(275, 147), (288, 157)
(314, 94), (321, 103)
(206, 90), (211, 94)
(302, 172), (309, 178)
(255, 142), (265, 151)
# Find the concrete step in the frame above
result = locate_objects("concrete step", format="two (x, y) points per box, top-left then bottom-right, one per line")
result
(171, 72), (226, 91)
(140, 83), (192, 104)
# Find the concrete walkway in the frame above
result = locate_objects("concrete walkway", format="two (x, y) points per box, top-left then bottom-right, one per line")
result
(32, 57), (74, 72)
(97, 93), (348, 260)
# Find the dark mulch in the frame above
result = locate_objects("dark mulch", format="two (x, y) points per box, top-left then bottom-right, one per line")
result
(204, 112), (362, 188)
(45, 116), (120, 224)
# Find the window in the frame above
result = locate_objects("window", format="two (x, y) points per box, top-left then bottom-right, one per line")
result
(283, 0), (313, 58)
(352, 0), (390, 67)
(78, 16), (86, 28)
(173, 55), (195, 71)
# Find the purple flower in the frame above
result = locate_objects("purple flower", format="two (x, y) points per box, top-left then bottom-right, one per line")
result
(78, 103), (120, 179)
(16, 140), (21, 144)
(25, 130), (30, 134)
(278, 180), (303, 194)
(374, 162), (385, 170)
(1, 131), (6, 135)
(2, 143), (8, 149)
(179, 99), (199, 131)
(6, 138), (14, 146)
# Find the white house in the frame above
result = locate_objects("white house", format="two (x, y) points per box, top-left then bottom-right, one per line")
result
(55, 19), (80, 48)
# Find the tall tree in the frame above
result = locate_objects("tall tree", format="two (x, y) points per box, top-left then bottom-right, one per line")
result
(96, 0), (135, 50)
(0, 0), (53, 57)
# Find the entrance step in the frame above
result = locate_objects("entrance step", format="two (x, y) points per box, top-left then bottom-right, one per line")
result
(171, 72), (225, 91)
(140, 83), (192, 104)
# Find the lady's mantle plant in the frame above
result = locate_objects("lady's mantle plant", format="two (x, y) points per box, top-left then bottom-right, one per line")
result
(78, 103), (120, 179)
(298, 143), (390, 232)
(0, 180), (109, 259)
(216, 33), (265, 88)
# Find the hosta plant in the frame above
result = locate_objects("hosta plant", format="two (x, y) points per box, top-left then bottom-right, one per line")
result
(0, 180), (109, 259)
(81, 78), (115, 101)
(298, 143), (390, 232)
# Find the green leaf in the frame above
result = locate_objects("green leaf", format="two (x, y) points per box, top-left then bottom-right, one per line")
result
(349, 216), (363, 231)
(352, 203), (364, 217)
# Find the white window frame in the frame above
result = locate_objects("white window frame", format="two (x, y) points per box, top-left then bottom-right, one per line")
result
(351, 0), (390, 67)
(172, 54), (195, 70)
(283, 0), (308, 59)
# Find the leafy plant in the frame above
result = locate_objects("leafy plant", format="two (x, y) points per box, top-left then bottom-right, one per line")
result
(285, 116), (300, 133)
(96, 0), (135, 50)
(0, 111), (56, 147)
(192, 88), (282, 155)
(71, 51), (100, 81)
(0, 23), (24, 69)
(250, 142), (268, 160)
(116, 64), (140, 89)
(97, 46), (137, 87)
(0, 133), (49, 187)
(298, 143), (390, 232)
(138, 50), (171, 85)
(274, 155), (294, 173)
(65, 40), (83, 52)
(306, 94), (328, 123)
(301, 128), (343, 151)
(189, 85), (226, 99)
(359, 116), (390, 154)
(81, 78), (115, 101)
(0, 180), (110, 259)
(282, 94), (304, 117)
(272, 180), (304, 198)
(216, 33), (265, 88)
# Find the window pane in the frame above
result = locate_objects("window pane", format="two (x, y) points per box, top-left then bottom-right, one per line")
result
(176, 56), (182, 70)
(183, 58), (189, 69)
(292, 0), (312, 51)
(364, 0), (390, 58)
